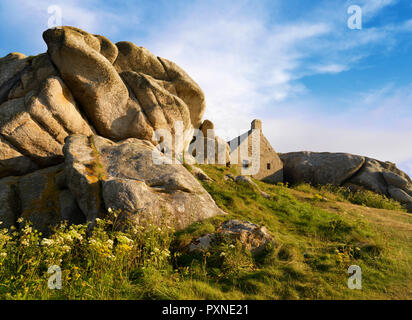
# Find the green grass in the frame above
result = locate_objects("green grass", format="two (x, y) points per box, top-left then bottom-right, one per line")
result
(0, 165), (411, 300)
(294, 183), (406, 211)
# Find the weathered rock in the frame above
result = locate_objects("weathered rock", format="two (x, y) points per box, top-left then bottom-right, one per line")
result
(0, 53), (29, 103)
(114, 41), (168, 80)
(234, 175), (271, 199)
(18, 165), (64, 234)
(279, 151), (365, 186)
(216, 136), (231, 165)
(189, 220), (273, 255)
(63, 135), (104, 225)
(94, 34), (118, 64)
(0, 27), (208, 183)
(235, 175), (258, 188)
(260, 191), (272, 199)
(0, 97), (64, 166)
(158, 58), (206, 128)
(200, 119), (215, 138)
(0, 163), (87, 234)
(0, 135), (38, 178)
(0, 177), (19, 230)
(351, 158), (411, 194)
(114, 41), (206, 128)
(62, 134), (226, 230)
(218, 220), (273, 254)
(58, 189), (86, 226)
(388, 186), (412, 205)
(383, 171), (409, 190)
(183, 153), (197, 165)
(43, 26), (130, 140)
(190, 165), (212, 181)
(280, 151), (412, 211)
(120, 71), (193, 151)
(0, 53), (28, 88)
(0, 76), (93, 174)
(28, 76), (93, 136)
(7, 53), (59, 100)
(188, 233), (215, 252)
(348, 158), (389, 194)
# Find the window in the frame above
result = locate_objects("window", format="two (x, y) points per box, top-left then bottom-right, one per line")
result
(243, 160), (250, 168)
(267, 163), (271, 170)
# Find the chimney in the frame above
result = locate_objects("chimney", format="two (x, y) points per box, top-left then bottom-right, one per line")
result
(251, 119), (262, 131)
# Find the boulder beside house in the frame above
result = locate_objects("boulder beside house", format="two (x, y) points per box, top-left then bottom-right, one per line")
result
(228, 119), (283, 184)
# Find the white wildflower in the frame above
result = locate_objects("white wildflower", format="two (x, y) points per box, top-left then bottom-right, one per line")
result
(41, 238), (54, 246)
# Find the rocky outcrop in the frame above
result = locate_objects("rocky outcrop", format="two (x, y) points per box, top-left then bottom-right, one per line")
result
(7, 54), (59, 100)
(43, 27), (130, 141)
(280, 152), (412, 212)
(62, 134), (226, 230)
(280, 152), (365, 186)
(0, 176), (19, 230)
(0, 164), (85, 234)
(189, 165), (213, 181)
(0, 76), (93, 176)
(0, 134), (226, 233)
(188, 220), (274, 255)
(0, 26), (220, 233)
(42, 27), (204, 152)
(0, 26), (207, 181)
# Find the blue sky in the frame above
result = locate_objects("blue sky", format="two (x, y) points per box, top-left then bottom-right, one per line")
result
(1, 0), (412, 175)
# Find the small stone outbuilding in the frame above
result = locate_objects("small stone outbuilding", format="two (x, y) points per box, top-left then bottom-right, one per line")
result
(228, 119), (283, 183)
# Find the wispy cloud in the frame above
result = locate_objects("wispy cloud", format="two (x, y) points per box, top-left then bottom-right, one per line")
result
(310, 64), (349, 74)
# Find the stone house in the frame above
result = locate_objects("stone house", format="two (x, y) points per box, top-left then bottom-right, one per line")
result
(228, 119), (283, 183)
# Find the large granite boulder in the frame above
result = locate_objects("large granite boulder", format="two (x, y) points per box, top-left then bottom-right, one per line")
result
(0, 26), (207, 181)
(61, 134), (226, 230)
(0, 76), (93, 176)
(188, 220), (274, 255)
(43, 26), (204, 152)
(0, 134), (227, 233)
(280, 152), (412, 213)
(0, 53), (30, 103)
(0, 164), (85, 234)
(43, 27), (130, 141)
(279, 152), (365, 186)
(0, 26), (220, 233)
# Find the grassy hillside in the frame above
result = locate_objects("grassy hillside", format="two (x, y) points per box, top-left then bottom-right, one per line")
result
(0, 165), (411, 300)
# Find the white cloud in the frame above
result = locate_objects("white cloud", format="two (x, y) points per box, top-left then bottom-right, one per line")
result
(311, 64), (349, 74)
